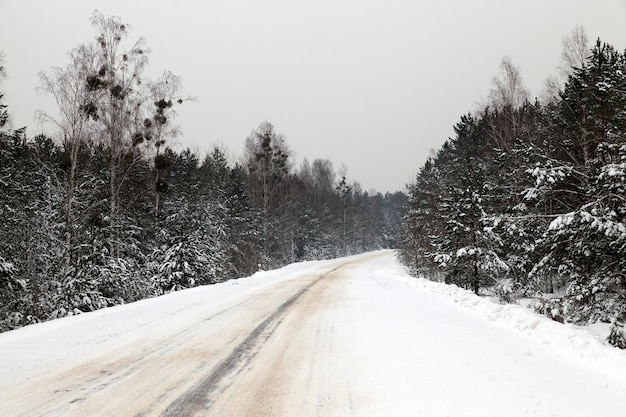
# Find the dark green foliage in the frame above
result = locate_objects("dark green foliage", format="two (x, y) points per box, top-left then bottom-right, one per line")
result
(0, 122), (406, 331)
(0, 21), (406, 331)
(399, 38), (626, 323)
(401, 115), (509, 294)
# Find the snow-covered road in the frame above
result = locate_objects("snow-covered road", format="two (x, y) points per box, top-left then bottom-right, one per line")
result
(1, 250), (625, 416)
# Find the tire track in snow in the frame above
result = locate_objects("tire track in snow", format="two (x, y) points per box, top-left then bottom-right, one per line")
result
(0, 253), (381, 417)
(159, 261), (355, 417)
(44, 298), (252, 412)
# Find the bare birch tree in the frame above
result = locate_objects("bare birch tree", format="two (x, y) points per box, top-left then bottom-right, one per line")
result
(560, 24), (589, 75)
(486, 56), (529, 151)
(141, 71), (187, 216)
(542, 25), (590, 102)
(38, 44), (100, 269)
(83, 10), (149, 253)
(488, 55), (529, 111)
(0, 53), (9, 129)
(243, 121), (293, 267)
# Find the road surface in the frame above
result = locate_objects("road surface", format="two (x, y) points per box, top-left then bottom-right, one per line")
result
(1, 251), (625, 416)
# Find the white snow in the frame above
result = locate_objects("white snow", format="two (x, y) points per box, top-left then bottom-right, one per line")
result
(1, 251), (626, 416)
(0, 258), (331, 386)
(403, 272), (626, 381)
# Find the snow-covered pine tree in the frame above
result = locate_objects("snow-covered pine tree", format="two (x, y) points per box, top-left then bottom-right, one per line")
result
(433, 115), (509, 294)
(150, 148), (227, 293)
(437, 186), (509, 295)
(200, 146), (260, 278)
(400, 157), (445, 278)
(531, 40), (626, 324)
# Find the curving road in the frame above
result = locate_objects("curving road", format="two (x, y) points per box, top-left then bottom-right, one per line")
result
(1, 253), (387, 417)
(2, 250), (626, 416)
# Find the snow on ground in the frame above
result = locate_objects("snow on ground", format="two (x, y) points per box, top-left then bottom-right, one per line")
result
(345, 253), (626, 416)
(0, 258), (330, 385)
(1, 250), (626, 416)
(382, 262), (626, 382)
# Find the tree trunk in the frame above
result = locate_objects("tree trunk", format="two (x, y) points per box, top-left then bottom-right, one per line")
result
(473, 259), (479, 295)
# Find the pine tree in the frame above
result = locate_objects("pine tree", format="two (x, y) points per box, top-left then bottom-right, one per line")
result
(211, 154), (261, 278)
(531, 40), (626, 323)
(399, 158), (444, 277)
(439, 116), (509, 294)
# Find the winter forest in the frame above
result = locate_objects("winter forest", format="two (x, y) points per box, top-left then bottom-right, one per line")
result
(0, 12), (405, 331)
(399, 26), (626, 343)
(1, 12), (625, 344)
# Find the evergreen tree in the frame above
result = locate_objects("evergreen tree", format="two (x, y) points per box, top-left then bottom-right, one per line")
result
(203, 149), (260, 278)
(400, 158), (445, 277)
(532, 40), (626, 323)
(437, 116), (508, 294)
(150, 148), (227, 293)
(399, 36), (625, 324)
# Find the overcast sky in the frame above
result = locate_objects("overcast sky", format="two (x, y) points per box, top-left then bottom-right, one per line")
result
(1, 1), (625, 192)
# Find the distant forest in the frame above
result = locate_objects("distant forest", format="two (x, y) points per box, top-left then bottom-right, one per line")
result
(0, 12), (406, 331)
(399, 26), (626, 342)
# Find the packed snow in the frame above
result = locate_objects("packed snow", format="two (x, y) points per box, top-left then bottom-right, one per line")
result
(1, 250), (625, 416)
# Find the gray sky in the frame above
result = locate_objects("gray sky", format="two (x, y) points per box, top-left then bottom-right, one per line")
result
(1, 1), (625, 193)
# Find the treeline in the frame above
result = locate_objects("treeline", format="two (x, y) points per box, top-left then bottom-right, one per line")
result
(399, 32), (626, 329)
(0, 12), (406, 331)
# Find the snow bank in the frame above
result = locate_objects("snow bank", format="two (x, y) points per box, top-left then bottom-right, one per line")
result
(376, 254), (626, 380)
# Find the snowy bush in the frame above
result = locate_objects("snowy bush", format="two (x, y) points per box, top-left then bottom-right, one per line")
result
(490, 278), (517, 303)
(532, 297), (565, 323)
(607, 320), (626, 349)
(151, 243), (200, 293)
